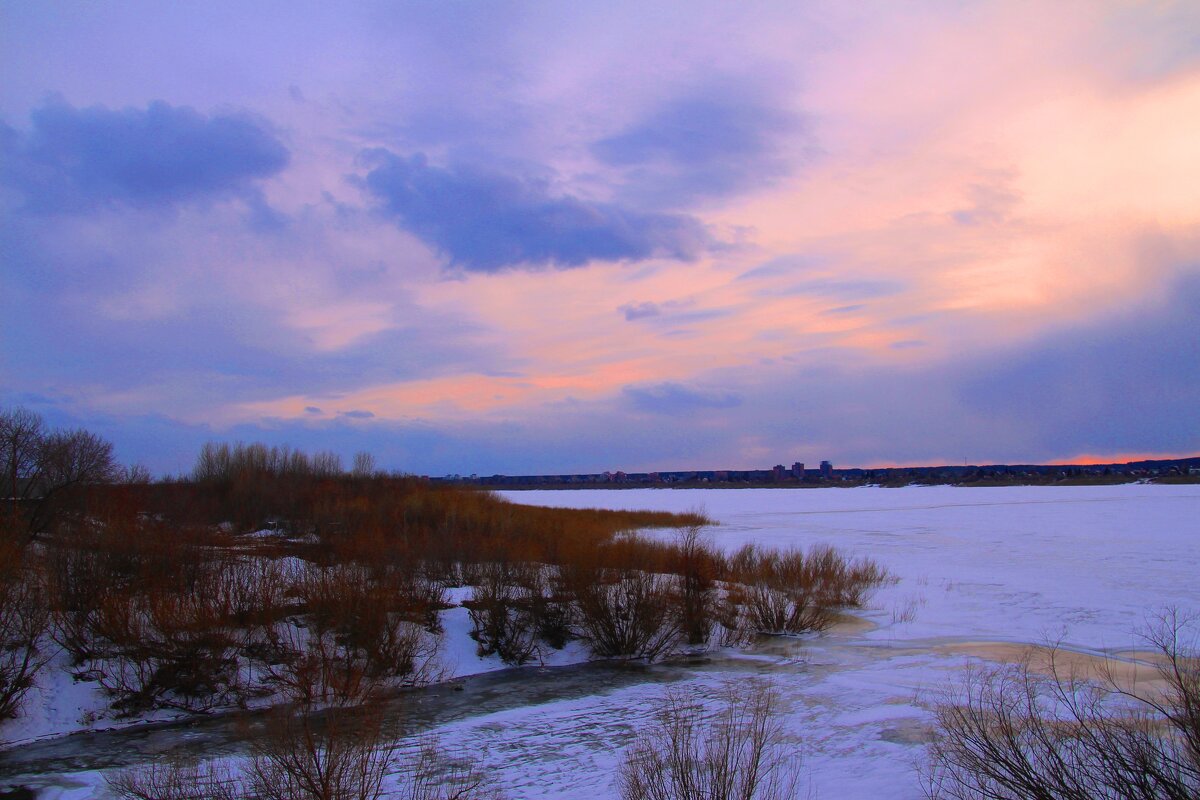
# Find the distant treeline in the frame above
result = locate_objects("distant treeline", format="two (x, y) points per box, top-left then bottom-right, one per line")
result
(445, 456), (1200, 489)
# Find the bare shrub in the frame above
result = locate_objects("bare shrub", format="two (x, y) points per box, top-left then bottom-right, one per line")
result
(619, 680), (801, 800)
(107, 759), (242, 800)
(463, 562), (570, 665)
(222, 556), (294, 671)
(521, 563), (573, 650)
(0, 543), (52, 720)
(266, 563), (442, 705)
(46, 514), (220, 668)
(248, 704), (395, 800)
(107, 705), (399, 800)
(108, 727), (502, 800)
(924, 610), (1200, 800)
(570, 566), (680, 661)
(465, 564), (539, 665)
(45, 535), (109, 665)
(90, 568), (243, 714)
(396, 736), (503, 800)
(722, 546), (834, 639)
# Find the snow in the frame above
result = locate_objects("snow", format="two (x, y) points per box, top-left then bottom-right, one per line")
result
(0, 648), (187, 750)
(437, 588), (594, 680)
(471, 484), (1200, 798)
(505, 484), (1200, 646)
(3, 484), (1197, 798)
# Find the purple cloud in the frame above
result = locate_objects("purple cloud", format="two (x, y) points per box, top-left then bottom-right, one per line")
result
(1, 100), (288, 212)
(362, 151), (710, 272)
(619, 301), (662, 321)
(623, 382), (742, 414)
(593, 82), (801, 206)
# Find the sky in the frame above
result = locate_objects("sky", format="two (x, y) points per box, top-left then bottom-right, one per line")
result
(2, 1), (1199, 477)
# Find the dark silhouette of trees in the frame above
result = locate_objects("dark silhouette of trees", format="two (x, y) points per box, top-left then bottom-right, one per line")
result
(2, 407), (118, 538)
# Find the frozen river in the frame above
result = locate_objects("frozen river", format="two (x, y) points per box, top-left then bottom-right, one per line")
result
(4, 484), (1197, 798)
(483, 483), (1200, 798)
(506, 483), (1200, 647)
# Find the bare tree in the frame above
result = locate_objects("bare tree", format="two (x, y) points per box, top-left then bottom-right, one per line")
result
(923, 609), (1200, 800)
(1, 408), (45, 532)
(352, 451), (377, 478)
(1, 407), (117, 537)
(619, 680), (802, 800)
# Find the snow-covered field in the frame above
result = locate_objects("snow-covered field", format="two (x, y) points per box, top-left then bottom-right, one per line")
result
(3, 484), (1197, 798)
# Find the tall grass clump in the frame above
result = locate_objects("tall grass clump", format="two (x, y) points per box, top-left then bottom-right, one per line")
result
(720, 543), (889, 642)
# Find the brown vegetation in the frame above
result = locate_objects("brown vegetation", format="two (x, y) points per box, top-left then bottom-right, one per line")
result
(719, 543), (890, 642)
(1, 408), (888, 727)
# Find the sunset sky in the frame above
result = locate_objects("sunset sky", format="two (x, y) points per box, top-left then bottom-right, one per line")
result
(3, 1), (1198, 476)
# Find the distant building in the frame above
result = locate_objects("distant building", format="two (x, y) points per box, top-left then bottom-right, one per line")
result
(820, 460), (833, 479)
(791, 462), (805, 479)
(772, 464), (786, 482)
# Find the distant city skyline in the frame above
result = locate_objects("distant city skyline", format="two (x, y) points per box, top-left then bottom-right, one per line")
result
(3, 2), (1198, 476)
(435, 454), (1198, 486)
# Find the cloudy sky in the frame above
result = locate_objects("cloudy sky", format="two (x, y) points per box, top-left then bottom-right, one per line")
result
(2, 1), (1198, 476)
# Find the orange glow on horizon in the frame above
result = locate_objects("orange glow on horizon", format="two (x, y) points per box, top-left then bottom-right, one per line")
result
(1047, 452), (1199, 466)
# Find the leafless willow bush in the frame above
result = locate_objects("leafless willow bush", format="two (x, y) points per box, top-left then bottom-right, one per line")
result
(672, 527), (719, 647)
(619, 680), (802, 800)
(518, 563), (573, 651)
(276, 563), (443, 700)
(90, 574), (244, 714)
(0, 543), (52, 721)
(464, 562), (572, 665)
(107, 715), (502, 800)
(247, 704), (397, 800)
(395, 736), (504, 800)
(108, 705), (397, 800)
(222, 556), (295, 669)
(923, 609), (1200, 800)
(106, 759), (242, 800)
(569, 566), (680, 660)
(465, 564), (540, 665)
